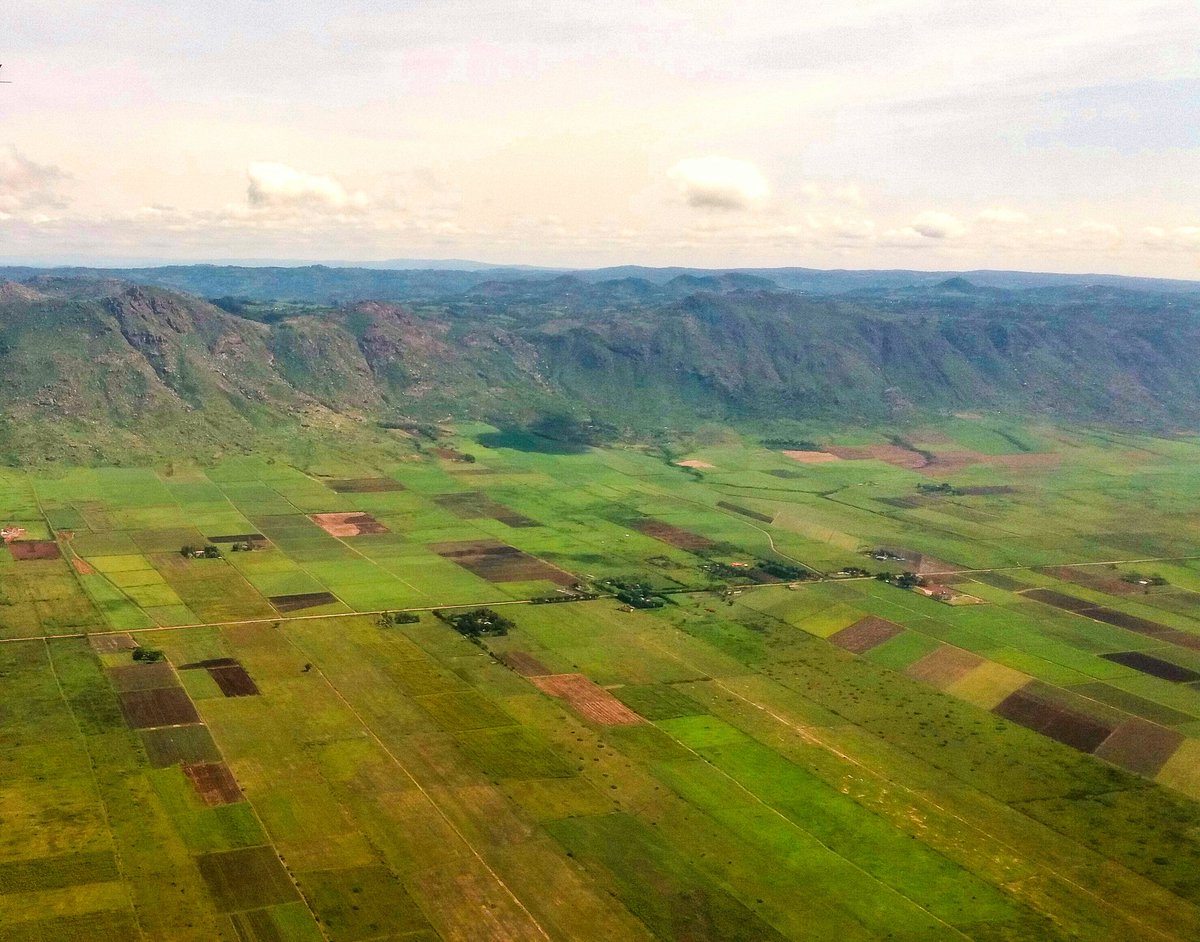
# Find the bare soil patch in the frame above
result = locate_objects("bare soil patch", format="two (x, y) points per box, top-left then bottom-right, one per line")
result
(530, 674), (644, 725)
(431, 539), (575, 585)
(327, 477), (405, 493)
(71, 557), (96, 575)
(118, 686), (200, 729)
(630, 519), (718, 552)
(905, 646), (984, 688)
(676, 459), (715, 469)
(89, 633), (137, 654)
(183, 762), (244, 806)
(9, 540), (60, 560)
(1, 526), (26, 543)
(435, 492), (540, 528)
(270, 591), (337, 613)
(1101, 651), (1200, 683)
(1083, 608), (1170, 636)
(830, 616), (904, 654)
(1024, 588), (1096, 612)
(993, 684), (1116, 753)
(207, 533), (266, 544)
(499, 651), (552, 677)
(825, 444), (927, 469)
(781, 450), (840, 464)
(209, 665), (260, 697)
(310, 512), (389, 537)
(1094, 719), (1184, 776)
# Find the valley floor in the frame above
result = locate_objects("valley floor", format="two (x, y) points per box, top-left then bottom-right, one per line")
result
(3, 417), (1200, 941)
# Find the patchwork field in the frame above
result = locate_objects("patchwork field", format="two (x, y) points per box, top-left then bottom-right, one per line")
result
(3, 418), (1200, 940)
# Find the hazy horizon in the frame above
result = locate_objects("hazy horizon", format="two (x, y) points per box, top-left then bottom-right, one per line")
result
(5, 2), (1200, 277)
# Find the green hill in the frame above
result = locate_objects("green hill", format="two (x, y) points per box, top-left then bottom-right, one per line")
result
(2, 272), (1198, 463)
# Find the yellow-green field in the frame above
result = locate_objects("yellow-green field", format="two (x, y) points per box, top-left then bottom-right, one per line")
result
(4, 419), (1200, 940)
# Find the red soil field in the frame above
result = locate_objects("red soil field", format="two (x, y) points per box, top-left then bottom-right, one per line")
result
(531, 674), (645, 725)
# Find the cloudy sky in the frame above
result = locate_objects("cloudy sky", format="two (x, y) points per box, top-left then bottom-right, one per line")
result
(3, 1), (1200, 275)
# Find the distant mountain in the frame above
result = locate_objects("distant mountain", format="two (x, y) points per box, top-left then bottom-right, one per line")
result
(1, 271), (1198, 462)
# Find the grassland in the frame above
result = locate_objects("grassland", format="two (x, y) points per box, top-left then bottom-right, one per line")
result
(3, 417), (1200, 940)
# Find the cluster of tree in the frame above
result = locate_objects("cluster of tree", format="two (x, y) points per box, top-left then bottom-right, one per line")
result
(132, 647), (165, 662)
(761, 438), (820, 451)
(868, 548), (907, 561)
(228, 541), (257, 552)
(917, 482), (959, 495)
(756, 559), (810, 580)
(530, 592), (598, 605)
(875, 571), (926, 589)
(1121, 572), (1169, 586)
(377, 610), (421, 626)
(834, 566), (873, 577)
(180, 544), (221, 559)
(436, 607), (515, 638)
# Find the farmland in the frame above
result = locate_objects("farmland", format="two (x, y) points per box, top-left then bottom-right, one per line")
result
(3, 417), (1200, 940)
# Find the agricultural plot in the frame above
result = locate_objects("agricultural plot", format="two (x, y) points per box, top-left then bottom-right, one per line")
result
(4, 420), (1200, 939)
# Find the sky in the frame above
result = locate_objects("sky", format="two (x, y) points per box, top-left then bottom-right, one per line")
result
(3, 0), (1200, 276)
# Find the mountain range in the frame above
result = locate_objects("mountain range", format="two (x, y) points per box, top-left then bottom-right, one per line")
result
(1, 265), (1198, 463)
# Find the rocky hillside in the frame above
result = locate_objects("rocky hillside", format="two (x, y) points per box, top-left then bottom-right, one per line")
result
(1, 272), (1198, 462)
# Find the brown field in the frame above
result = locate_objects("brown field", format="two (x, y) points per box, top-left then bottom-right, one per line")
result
(825, 444), (1059, 475)
(195, 846), (299, 912)
(432, 446), (471, 461)
(993, 685), (1116, 753)
(1083, 607), (1171, 636)
(207, 532), (266, 544)
(530, 674), (644, 725)
(183, 762), (244, 806)
(1160, 630), (1200, 651)
(499, 651), (552, 677)
(270, 591), (338, 612)
(630, 519), (717, 552)
(310, 512), (389, 537)
(327, 477), (405, 493)
(905, 645), (984, 688)
(1093, 719), (1184, 776)
(9, 540), (60, 560)
(108, 661), (178, 692)
(71, 556), (96, 575)
(676, 459), (715, 469)
(118, 686), (200, 729)
(956, 485), (1017, 496)
(972, 571), (1034, 592)
(435, 492), (540, 528)
(1023, 588), (1096, 612)
(139, 725), (222, 768)
(781, 450), (840, 464)
(89, 633), (137, 654)
(1101, 651), (1200, 683)
(825, 444), (927, 468)
(1038, 565), (1146, 596)
(209, 664), (260, 697)
(830, 616), (904, 654)
(431, 540), (575, 585)
(716, 501), (773, 523)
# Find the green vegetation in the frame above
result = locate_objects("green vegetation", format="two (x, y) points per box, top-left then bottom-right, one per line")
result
(437, 607), (515, 638)
(3, 281), (1200, 939)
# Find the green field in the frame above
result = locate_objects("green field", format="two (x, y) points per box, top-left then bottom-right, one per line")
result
(4, 419), (1200, 940)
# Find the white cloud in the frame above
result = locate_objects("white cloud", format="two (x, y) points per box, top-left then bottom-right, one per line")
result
(246, 162), (368, 211)
(909, 210), (967, 239)
(0, 148), (68, 216)
(977, 207), (1029, 225)
(668, 156), (769, 210)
